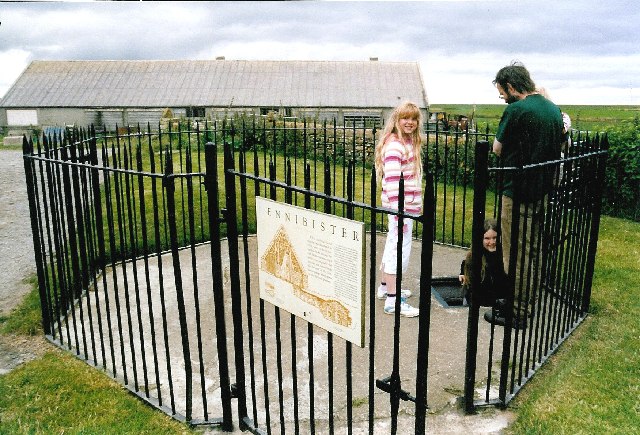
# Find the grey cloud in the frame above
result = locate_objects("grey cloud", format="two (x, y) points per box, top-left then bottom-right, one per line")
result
(1, 0), (638, 104)
(3, 1), (637, 61)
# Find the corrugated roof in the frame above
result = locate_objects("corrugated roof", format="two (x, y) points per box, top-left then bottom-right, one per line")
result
(0, 60), (428, 109)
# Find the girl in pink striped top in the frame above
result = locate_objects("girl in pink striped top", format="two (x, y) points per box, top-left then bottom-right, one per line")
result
(374, 102), (424, 317)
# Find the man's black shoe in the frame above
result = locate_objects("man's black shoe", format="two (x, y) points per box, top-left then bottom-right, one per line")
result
(484, 310), (527, 330)
(484, 310), (506, 326)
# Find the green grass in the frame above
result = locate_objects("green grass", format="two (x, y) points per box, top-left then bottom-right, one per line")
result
(89, 136), (376, 258)
(0, 144), (23, 151)
(0, 351), (194, 434)
(88, 139), (484, 261)
(0, 276), (41, 336)
(507, 216), (640, 434)
(1, 216), (637, 433)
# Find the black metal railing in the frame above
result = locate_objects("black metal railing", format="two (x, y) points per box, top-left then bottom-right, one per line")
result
(216, 136), (436, 433)
(22, 125), (232, 424)
(21, 117), (606, 432)
(463, 134), (608, 411)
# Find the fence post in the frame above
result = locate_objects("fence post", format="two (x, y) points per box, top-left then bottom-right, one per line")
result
(203, 141), (234, 431)
(222, 140), (250, 430)
(60, 144), (84, 302)
(346, 160), (354, 433)
(368, 167), (377, 431)
(59, 143), (85, 355)
(88, 127), (111, 370)
(22, 135), (52, 335)
(323, 157), (335, 434)
(163, 151), (193, 421)
(389, 177), (405, 434)
(415, 171), (435, 432)
(581, 135), (609, 313)
(67, 137), (91, 358)
(463, 140), (490, 413)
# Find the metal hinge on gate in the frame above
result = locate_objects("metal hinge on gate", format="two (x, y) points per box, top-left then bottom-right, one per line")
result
(376, 376), (416, 403)
(230, 382), (239, 399)
(219, 208), (228, 224)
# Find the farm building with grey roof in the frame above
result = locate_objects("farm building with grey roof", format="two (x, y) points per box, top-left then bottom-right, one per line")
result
(0, 59), (428, 131)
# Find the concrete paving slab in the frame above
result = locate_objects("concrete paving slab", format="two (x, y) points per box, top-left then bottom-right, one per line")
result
(56, 233), (514, 433)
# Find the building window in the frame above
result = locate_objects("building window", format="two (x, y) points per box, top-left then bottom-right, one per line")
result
(260, 107), (279, 116)
(186, 107), (205, 118)
(344, 115), (381, 128)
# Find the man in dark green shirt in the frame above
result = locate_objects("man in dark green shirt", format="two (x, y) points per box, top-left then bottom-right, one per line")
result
(488, 62), (563, 329)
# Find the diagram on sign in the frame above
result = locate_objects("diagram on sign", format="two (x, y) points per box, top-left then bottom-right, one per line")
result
(260, 226), (352, 328)
(255, 196), (365, 347)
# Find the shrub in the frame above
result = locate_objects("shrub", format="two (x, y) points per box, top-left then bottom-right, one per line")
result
(603, 117), (640, 221)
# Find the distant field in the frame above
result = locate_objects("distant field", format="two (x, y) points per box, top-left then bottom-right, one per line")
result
(429, 104), (640, 131)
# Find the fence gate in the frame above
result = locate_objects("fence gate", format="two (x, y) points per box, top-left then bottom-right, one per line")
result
(206, 140), (435, 433)
(463, 135), (608, 411)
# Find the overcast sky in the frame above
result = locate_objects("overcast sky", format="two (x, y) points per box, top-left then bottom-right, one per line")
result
(1, 1), (639, 105)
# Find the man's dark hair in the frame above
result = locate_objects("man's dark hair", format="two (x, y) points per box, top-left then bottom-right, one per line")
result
(493, 61), (536, 94)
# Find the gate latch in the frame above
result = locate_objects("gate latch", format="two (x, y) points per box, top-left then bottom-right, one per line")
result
(376, 375), (416, 403)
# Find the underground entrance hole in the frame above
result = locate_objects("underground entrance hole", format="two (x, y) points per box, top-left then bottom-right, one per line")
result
(431, 276), (467, 308)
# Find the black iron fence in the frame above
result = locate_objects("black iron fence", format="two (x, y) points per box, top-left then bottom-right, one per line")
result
(216, 138), (437, 433)
(21, 117), (607, 433)
(464, 134), (609, 410)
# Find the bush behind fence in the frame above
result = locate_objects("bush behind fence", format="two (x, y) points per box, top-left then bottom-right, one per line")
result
(602, 117), (640, 221)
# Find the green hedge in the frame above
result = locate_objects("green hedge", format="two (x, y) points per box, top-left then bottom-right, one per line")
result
(603, 118), (640, 221)
(425, 122), (640, 223)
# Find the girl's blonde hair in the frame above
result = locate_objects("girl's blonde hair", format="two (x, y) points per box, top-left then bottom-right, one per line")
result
(374, 101), (424, 180)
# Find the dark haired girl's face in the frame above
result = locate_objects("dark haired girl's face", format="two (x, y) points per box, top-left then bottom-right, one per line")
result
(483, 229), (498, 252)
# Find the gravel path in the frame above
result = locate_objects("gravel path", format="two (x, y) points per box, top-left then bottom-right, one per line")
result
(0, 149), (35, 317)
(0, 148), (49, 374)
